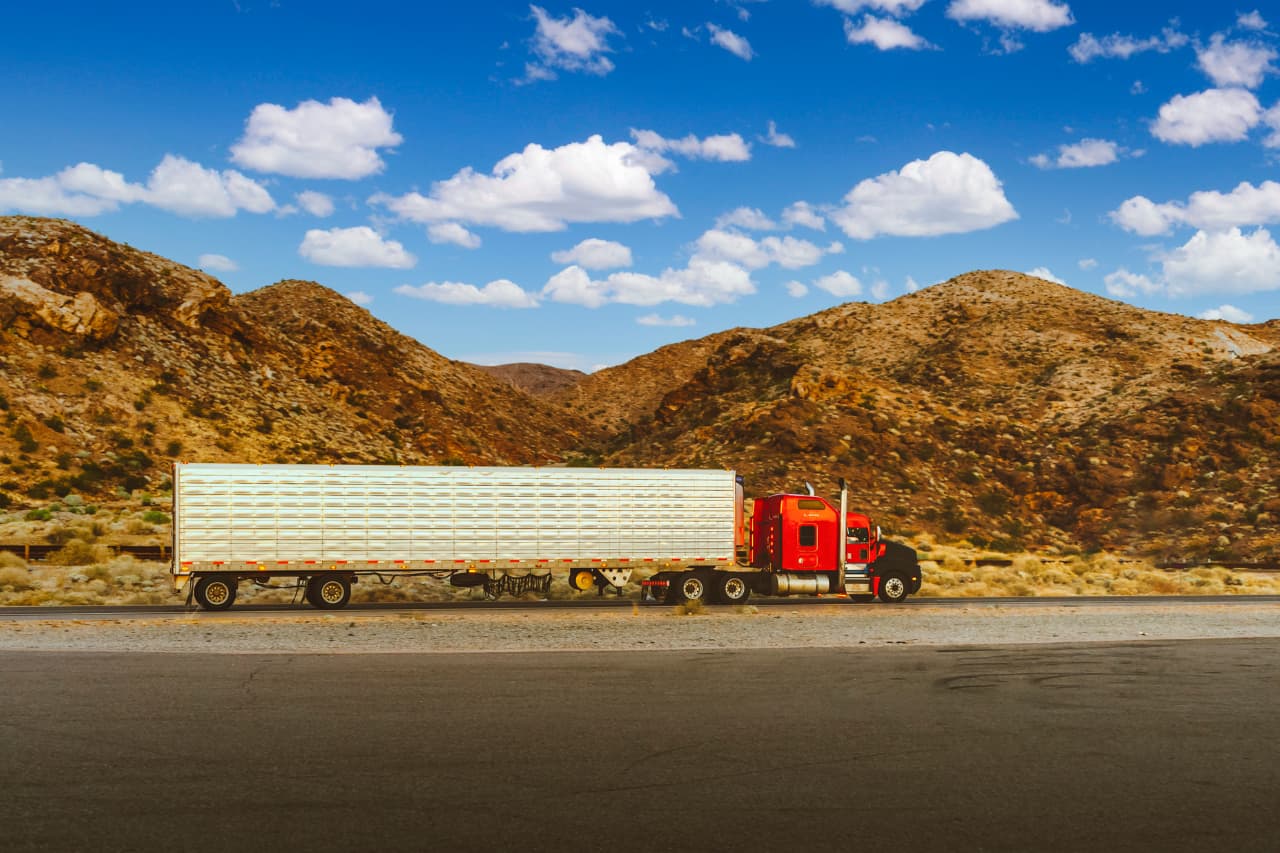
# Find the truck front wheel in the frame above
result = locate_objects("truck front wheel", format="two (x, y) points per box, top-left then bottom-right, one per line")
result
(194, 577), (237, 611)
(307, 575), (352, 610)
(878, 574), (909, 604)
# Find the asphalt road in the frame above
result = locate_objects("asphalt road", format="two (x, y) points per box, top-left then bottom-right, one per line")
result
(2, 593), (1279, 621)
(2, 641), (1278, 852)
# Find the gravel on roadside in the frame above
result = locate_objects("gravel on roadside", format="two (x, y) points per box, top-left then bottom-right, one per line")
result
(1, 601), (1278, 654)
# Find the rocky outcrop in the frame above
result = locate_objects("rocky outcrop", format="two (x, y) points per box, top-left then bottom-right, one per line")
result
(0, 275), (119, 341)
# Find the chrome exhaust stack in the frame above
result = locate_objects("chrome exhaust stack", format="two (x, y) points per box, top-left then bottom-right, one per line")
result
(838, 477), (850, 593)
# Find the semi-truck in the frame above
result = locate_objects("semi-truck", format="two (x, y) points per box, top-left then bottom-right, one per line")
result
(172, 463), (921, 611)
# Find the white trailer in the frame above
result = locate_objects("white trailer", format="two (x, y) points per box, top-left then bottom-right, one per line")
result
(173, 463), (743, 610)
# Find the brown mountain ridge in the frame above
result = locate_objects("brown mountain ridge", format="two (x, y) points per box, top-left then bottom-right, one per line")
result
(2, 217), (1278, 561)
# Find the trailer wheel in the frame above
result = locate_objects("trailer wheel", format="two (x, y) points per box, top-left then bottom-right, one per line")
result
(569, 569), (595, 591)
(674, 572), (710, 604)
(194, 577), (237, 611)
(878, 574), (909, 604)
(715, 573), (751, 605)
(308, 575), (352, 610)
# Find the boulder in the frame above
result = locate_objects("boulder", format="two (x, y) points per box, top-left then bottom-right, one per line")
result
(0, 275), (119, 341)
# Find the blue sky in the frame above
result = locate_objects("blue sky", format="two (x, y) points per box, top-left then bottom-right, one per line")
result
(3, 1), (1279, 370)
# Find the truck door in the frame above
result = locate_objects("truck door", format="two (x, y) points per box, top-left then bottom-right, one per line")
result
(795, 522), (819, 570)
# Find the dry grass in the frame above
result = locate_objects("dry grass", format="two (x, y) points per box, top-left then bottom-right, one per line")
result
(913, 540), (1280, 598)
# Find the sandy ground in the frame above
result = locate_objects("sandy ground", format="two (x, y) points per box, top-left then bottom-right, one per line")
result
(1, 600), (1277, 654)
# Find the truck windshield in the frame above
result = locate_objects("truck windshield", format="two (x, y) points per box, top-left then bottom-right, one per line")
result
(847, 527), (869, 543)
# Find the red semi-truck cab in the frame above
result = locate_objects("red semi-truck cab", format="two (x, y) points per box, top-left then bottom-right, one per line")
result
(743, 483), (921, 603)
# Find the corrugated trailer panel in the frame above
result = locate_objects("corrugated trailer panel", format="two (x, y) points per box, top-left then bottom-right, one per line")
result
(175, 464), (737, 567)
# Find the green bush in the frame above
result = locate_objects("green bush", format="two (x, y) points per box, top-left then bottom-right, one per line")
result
(25, 509), (52, 522)
(141, 510), (170, 525)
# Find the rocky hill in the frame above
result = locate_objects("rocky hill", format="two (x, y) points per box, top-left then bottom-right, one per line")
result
(593, 271), (1280, 560)
(2, 219), (1277, 561)
(0, 217), (591, 508)
(476, 362), (586, 396)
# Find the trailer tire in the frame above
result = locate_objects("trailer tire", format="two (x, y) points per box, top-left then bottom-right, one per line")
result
(714, 573), (751, 605)
(194, 577), (237, 611)
(307, 575), (352, 610)
(878, 574), (910, 604)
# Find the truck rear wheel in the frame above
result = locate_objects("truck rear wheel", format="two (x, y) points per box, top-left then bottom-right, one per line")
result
(878, 574), (909, 604)
(307, 575), (352, 609)
(674, 571), (710, 604)
(194, 577), (237, 611)
(715, 573), (751, 605)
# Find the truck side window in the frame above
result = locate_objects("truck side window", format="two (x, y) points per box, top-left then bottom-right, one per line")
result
(798, 525), (817, 547)
(847, 527), (868, 543)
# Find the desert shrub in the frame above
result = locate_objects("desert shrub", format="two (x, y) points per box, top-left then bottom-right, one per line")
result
(13, 423), (37, 454)
(0, 552), (27, 569)
(141, 510), (170, 525)
(47, 539), (108, 566)
(0, 492), (9, 509)
(124, 519), (154, 535)
(0, 566), (35, 591)
(25, 508), (52, 522)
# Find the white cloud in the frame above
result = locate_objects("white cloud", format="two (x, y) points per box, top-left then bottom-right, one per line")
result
(946, 0), (1073, 32)
(1151, 88), (1261, 146)
(525, 5), (620, 80)
(814, 270), (863, 297)
(785, 280), (809, 297)
(1196, 34), (1277, 89)
(904, 275), (920, 292)
(0, 156), (275, 219)
(346, 290), (374, 306)
(761, 120), (796, 148)
(694, 229), (843, 269)
(707, 23), (754, 60)
(1266, 104), (1280, 147)
(636, 313), (696, 327)
(1026, 266), (1065, 284)
(782, 201), (826, 231)
(1103, 268), (1161, 298)
(1078, 257), (1098, 270)
(815, 0), (928, 12)
(0, 174), (124, 216)
(296, 191), (335, 217)
(146, 155), (276, 217)
(396, 279), (539, 308)
(1238, 11), (1267, 32)
(197, 253), (238, 273)
(1199, 304), (1254, 323)
(844, 15), (932, 50)
(870, 279), (891, 300)
(551, 238), (633, 269)
(1162, 227), (1280, 296)
(1030, 138), (1122, 169)
(299, 226), (416, 269)
(230, 97), (401, 179)
(1068, 26), (1188, 62)
(427, 221), (482, 249)
(715, 207), (778, 230)
(631, 128), (752, 163)
(1111, 180), (1280, 235)
(371, 135), (678, 232)
(831, 151), (1018, 239)
(542, 259), (755, 308)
